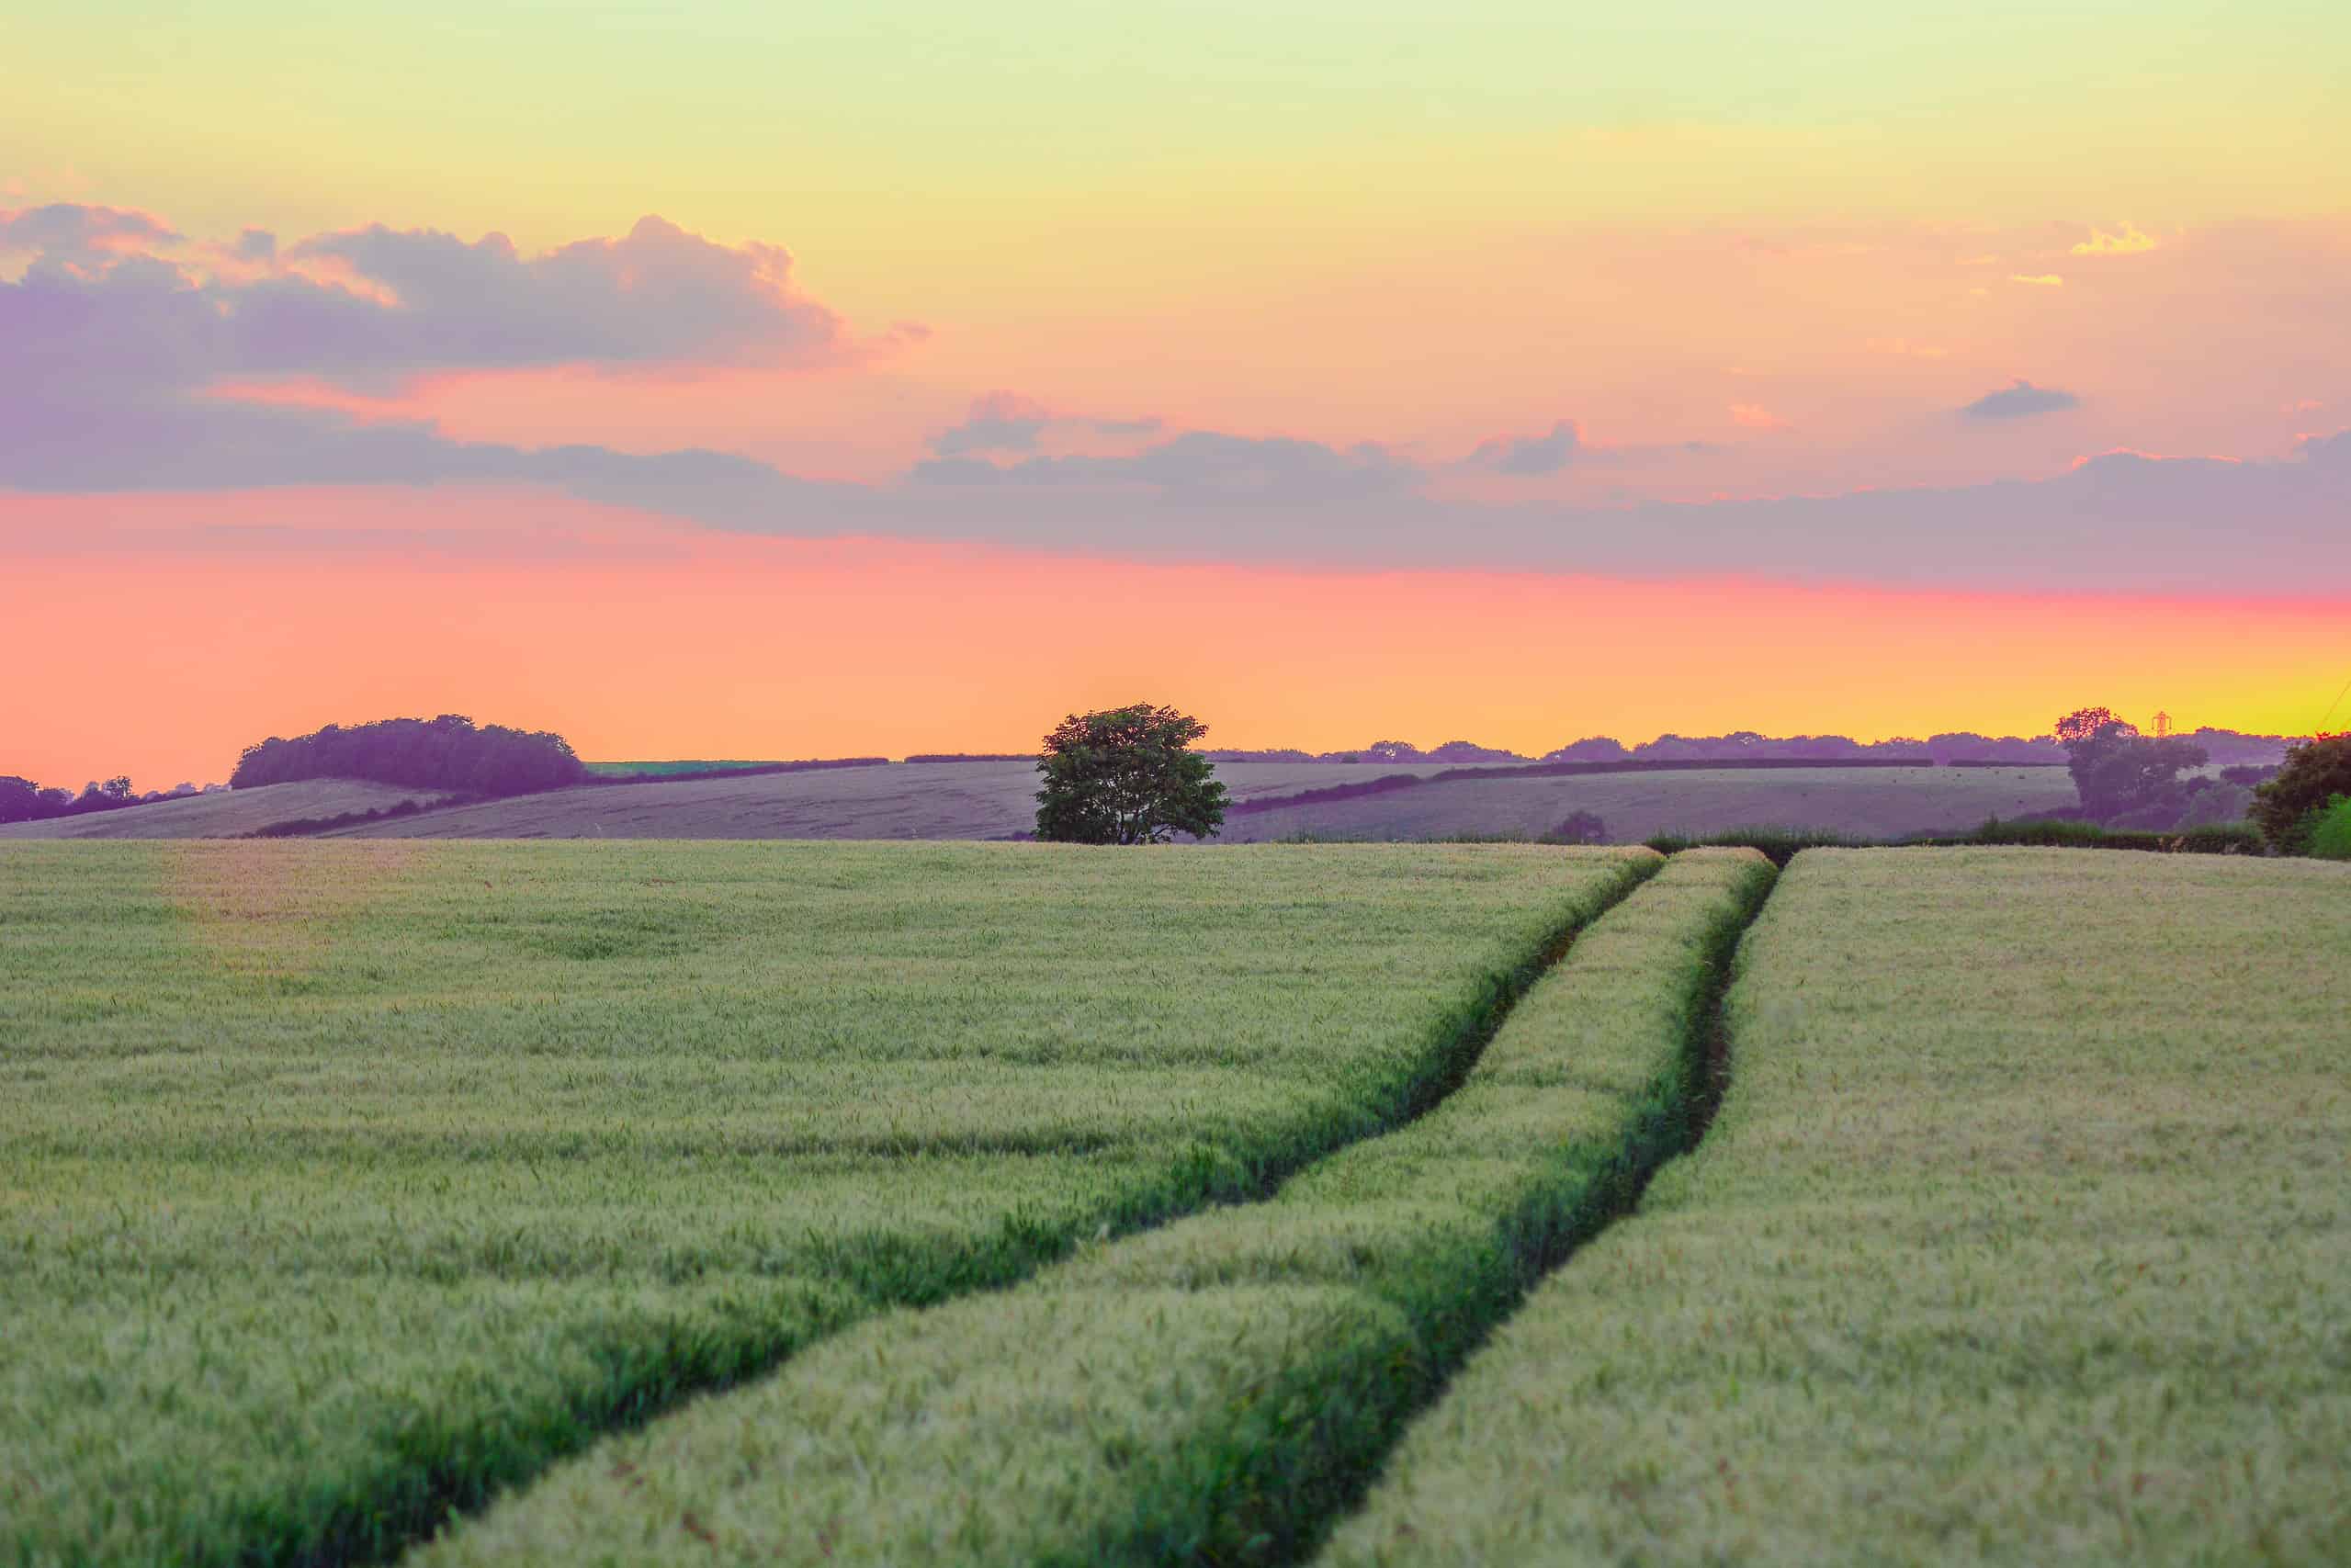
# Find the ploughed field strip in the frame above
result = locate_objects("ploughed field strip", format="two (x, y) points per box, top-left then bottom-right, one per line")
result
(0, 840), (1651, 1567)
(1317, 848), (2351, 1566)
(407, 848), (1774, 1566)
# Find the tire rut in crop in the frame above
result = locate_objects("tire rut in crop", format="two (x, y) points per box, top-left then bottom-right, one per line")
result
(1248, 851), (1782, 1568)
(304, 854), (1664, 1568)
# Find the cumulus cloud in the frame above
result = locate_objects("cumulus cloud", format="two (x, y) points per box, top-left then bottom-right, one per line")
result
(0, 204), (843, 400)
(277, 215), (841, 375)
(1730, 402), (1790, 430)
(1463, 420), (1582, 475)
(2009, 273), (2065, 287)
(1959, 379), (2083, 421)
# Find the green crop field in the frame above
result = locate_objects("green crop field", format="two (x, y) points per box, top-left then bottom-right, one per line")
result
(1321, 849), (2351, 1565)
(0, 840), (1645, 1566)
(6, 840), (2342, 1567)
(409, 848), (1773, 1566)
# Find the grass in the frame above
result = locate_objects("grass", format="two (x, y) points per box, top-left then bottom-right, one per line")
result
(1218, 766), (2080, 845)
(0, 840), (1651, 1567)
(408, 848), (1776, 1567)
(1317, 848), (2351, 1565)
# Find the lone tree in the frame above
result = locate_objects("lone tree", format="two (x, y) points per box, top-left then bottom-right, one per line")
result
(1034, 703), (1229, 844)
(2053, 705), (2207, 825)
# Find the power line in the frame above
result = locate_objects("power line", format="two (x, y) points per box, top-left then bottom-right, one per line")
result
(2313, 667), (2351, 733)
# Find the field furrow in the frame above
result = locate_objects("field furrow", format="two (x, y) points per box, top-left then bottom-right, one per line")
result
(1315, 848), (2351, 1566)
(0, 841), (1649, 1567)
(404, 848), (1775, 1566)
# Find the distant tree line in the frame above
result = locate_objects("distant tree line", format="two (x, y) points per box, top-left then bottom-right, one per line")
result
(1203, 727), (2304, 768)
(0, 773), (144, 824)
(229, 715), (585, 796)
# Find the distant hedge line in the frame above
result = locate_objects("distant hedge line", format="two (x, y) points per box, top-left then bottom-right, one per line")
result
(585, 758), (887, 785)
(232, 716), (584, 797)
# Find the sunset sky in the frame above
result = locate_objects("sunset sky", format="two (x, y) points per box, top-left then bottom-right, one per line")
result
(6, 1), (2347, 784)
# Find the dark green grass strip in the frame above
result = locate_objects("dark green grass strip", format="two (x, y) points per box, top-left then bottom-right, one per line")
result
(188, 853), (1660, 1568)
(408, 850), (1771, 1568)
(1083, 850), (1781, 1567)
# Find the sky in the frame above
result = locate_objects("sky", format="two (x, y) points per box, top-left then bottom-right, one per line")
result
(6, 1), (2347, 784)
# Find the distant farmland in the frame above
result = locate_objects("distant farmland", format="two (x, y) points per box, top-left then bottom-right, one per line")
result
(315, 760), (2072, 841)
(323, 760), (1454, 840)
(1215, 763), (2081, 843)
(0, 761), (2086, 842)
(0, 778), (440, 840)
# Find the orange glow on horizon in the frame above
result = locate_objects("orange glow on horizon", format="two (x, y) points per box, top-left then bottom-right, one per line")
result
(3, 488), (2339, 789)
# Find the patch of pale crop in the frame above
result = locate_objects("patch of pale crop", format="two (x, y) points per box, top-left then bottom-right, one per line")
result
(408, 849), (1772, 1567)
(1318, 848), (2351, 1567)
(0, 840), (1649, 1567)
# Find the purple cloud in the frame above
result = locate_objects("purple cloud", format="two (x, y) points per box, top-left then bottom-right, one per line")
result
(929, 390), (1162, 455)
(0, 206), (842, 399)
(914, 430), (1421, 502)
(278, 215), (839, 375)
(0, 202), (180, 259)
(1464, 420), (1582, 475)
(931, 390), (1055, 455)
(1960, 379), (2082, 420)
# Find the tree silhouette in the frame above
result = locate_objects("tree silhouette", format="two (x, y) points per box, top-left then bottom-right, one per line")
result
(1034, 704), (1229, 844)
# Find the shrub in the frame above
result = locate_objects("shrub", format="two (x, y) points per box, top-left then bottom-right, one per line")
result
(2307, 796), (2351, 861)
(1551, 809), (1608, 844)
(2251, 734), (2351, 852)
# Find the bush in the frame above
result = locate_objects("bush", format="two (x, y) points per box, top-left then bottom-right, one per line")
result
(1948, 818), (2263, 854)
(2251, 733), (2351, 852)
(2306, 795), (2351, 861)
(1551, 810), (1608, 844)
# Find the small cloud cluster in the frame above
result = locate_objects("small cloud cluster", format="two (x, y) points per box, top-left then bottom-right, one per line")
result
(2070, 222), (2157, 256)
(2009, 274), (2065, 288)
(1463, 420), (1581, 476)
(928, 390), (1161, 456)
(0, 201), (179, 262)
(1959, 378), (2082, 421)
(916, 430), (1420, 502)
(1730, 402), (1790, 431)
